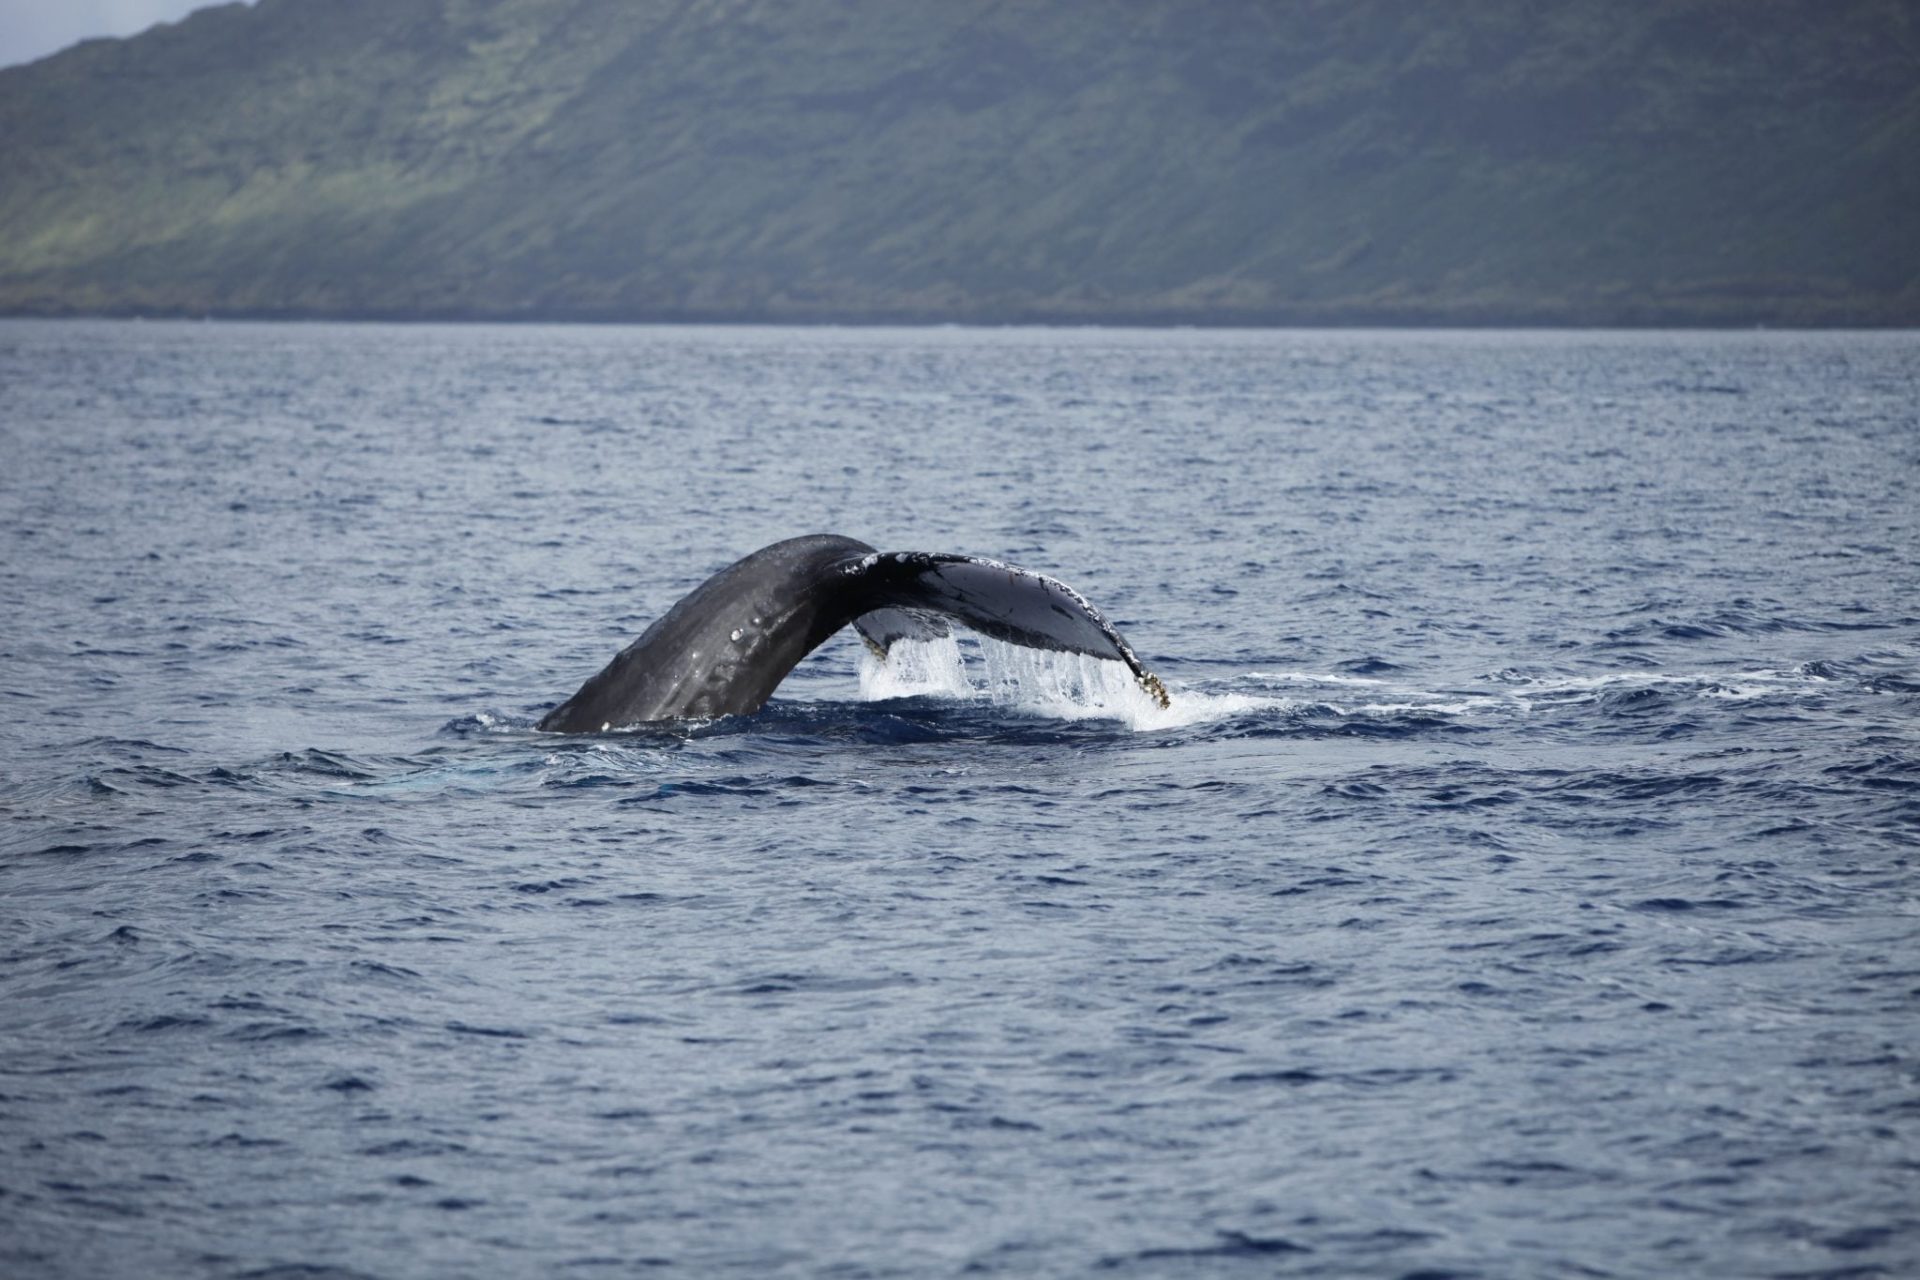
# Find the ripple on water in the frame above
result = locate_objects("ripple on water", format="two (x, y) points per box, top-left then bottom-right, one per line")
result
(1, 325), (1916, 1279)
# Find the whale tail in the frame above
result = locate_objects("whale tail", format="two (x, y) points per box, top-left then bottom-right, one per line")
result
(539, 535), (1166, 731)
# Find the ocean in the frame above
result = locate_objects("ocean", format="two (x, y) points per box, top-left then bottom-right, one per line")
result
(2, 320), (1916, 1277)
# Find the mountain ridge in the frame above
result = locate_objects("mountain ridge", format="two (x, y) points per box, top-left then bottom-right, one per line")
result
(2, 0), (1916, 325)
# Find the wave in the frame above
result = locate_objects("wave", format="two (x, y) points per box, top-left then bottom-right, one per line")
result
(1483, 665), (1841, 705)
(854, 640), (1897, 735)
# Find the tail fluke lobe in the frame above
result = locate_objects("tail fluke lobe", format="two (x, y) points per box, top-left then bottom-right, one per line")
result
(847, 552), (1169, 708)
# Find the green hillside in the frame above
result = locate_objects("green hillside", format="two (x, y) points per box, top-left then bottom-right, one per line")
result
(2, 0), (1916, 324)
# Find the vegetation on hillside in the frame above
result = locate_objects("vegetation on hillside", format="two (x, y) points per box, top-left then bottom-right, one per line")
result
(1, 0), (1915, 323)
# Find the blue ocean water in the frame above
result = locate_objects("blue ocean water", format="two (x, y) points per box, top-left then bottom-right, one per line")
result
(1, 320), (1916, 1278)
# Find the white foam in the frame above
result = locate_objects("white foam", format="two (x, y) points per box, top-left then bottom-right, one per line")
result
(859, 636), (1291, 731)
(1128, 689), (1295, 730)
(1245, 670), (1393, 687)
(1489, 668), (1825, 703)
(1347, 699), (1494, 716)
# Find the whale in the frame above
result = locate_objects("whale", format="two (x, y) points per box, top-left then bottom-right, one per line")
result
(538, 533), (1167, 731)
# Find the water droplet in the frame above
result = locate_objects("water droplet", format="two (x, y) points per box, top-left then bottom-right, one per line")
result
(730, 628), (744, 642)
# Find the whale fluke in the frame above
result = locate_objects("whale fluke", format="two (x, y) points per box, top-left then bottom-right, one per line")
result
(538, 534), (1166, 731)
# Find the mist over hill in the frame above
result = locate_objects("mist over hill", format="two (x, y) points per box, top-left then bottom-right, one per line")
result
(1, 0), (1915, 325)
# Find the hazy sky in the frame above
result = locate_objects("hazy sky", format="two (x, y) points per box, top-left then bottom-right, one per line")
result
(0, 0), (239, 69)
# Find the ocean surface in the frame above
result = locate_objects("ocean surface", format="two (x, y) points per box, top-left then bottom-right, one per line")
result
(2, 320), (1916, 1279)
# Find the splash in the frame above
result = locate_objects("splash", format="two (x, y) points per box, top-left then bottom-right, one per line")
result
(857, 635), (974, 701)
(975, 637), (1174, 725)
(858, 636), (1275, 730)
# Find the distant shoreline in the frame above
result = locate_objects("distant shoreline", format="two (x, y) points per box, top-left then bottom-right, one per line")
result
(2, 305), (1914, 330)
